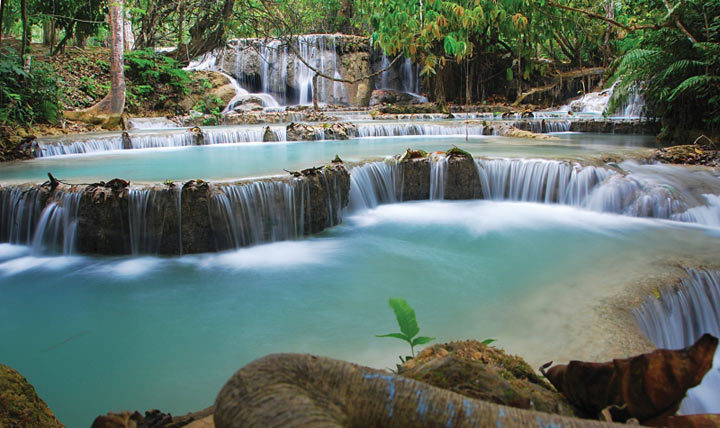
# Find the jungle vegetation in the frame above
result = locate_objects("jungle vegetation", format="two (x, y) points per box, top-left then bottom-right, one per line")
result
(0, 0), (717, 138)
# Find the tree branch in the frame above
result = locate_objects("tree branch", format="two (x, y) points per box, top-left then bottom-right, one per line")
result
(547, 1), (660, 33)
(662, 0), (699, 43)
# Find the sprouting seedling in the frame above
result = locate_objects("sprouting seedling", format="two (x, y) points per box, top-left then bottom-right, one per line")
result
(377, 298), (435, 362)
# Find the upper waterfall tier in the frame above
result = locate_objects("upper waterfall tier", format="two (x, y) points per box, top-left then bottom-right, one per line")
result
(196, 34), (374, 107)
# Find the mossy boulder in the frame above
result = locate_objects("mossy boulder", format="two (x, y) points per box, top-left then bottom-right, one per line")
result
(0, 364), (64, 428)
(398, 340), (576, 417)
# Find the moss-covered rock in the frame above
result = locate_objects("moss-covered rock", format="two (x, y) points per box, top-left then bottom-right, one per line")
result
(0, 364), (64, 428)
(398, 340), (576, 417)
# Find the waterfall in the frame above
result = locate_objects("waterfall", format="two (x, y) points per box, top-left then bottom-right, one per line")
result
(30, 191), (82, 255)
(210, 180), (308, 248)
(674, 195), (720, 227)
(35, 127), (291, 156)
(127, 118), (180, 130)
(0, 187), (81, 254)
(633, 269), (720, 414)
(227, 35), (348, 106)
(348, 161), (399, 211)
(0, 187), (45, 245)
(429, 155), (448, 200)
(475, 159), (613, 205)
(511, 120), (572, 133)
(356, 123), (486, 137)
(185, 47), (282, 110)
(376, 55), (423, 98)
(559, 83), (646, 118)
(347, 158), (720, 225)
(37, 137), (124, 157)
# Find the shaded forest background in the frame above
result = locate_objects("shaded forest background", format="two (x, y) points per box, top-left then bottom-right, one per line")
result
(0, 0), (717, 142)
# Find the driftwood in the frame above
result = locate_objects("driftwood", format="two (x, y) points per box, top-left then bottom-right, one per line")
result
(541, 334), (718, 423)
(513, 67), (606, 106)
(284, 166), (323, 177)
(215, 353), (632, 428)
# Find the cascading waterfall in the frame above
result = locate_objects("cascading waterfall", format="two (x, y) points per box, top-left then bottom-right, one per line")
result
(128, 188), (182, 255)
(357, 123), (486, 137)
(347, 161), (399, 211)
(376, 55), (424, 98)
(475, 159), (613, 205)
(675, 195), (720, 227)
(559, 83), (646, 118)
(228, 35), (347, 106)
(33, 119), (589, 157)
(36, 127), (289, 156)
(0, 187), (81, 254)
(30, 192), (82, 255)
(0, 187), (45, 245)
(633, 268), (720, 414)
(347, 158), (720, 225)
(37, 138), (124, 157)
(186, 47), (282, 110)
(429, 155), (448, 200)
(210, 180), (309, 248)
(512, 120), (572, 133)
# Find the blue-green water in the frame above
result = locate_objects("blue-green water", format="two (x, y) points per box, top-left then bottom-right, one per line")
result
(0, 133), (655, 184)
(1, 200), (719, 427)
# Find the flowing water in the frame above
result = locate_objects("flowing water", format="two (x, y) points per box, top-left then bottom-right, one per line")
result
(2, 201), (720, 427)
(1, 131), (719, 427)
(0, 133), (656, 184)
(634, 268), (720, 414)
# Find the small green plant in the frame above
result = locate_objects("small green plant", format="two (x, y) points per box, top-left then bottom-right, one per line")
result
(377, 298), (435, 363)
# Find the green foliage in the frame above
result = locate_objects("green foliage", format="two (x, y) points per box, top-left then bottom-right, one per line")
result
(125, 49), (191, 93)
(194, 94), (224, 125)
(0, 49), (60, 126)
(608, 0), (720, 133)
(377, 298), (435, 361)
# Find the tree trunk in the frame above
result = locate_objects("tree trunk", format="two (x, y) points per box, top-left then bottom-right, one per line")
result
(175, 0), (235, 64)
(339, 0), (354, 34)
(0, 0), (6, 46)
(20, 0), (28, 58)
(52, 22), (76, 56)
(312, 73), (319, 111)
(215, 353), (629, 428)
(64, 0), (125, 128)
(123, 5), (134, 51)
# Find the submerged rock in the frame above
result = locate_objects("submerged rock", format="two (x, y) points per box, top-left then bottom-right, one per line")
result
(0, 364), (64, 428)
(399, 340), (575, 417)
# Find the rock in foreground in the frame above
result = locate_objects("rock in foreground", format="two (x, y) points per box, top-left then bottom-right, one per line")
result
(398, 340), (576, 417)
(0, 364), (64, 428)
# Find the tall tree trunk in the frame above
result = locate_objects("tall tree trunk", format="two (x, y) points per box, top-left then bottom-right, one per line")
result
(215, 353), (629, 428)
(339, 0), (354, 34)
(64, 0), (125, 128)
(106, 0), (126, 115)
(123, 5), (134, 51)
(20, 0), (28, 59)
(0, 0), (6, 46)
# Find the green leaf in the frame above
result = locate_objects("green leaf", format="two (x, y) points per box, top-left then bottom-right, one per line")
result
(377, 333), (411, 343)
(411, 336), (435, 346)
(481, 338), (496, 345)
(388, 298), (420, 338)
